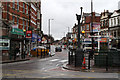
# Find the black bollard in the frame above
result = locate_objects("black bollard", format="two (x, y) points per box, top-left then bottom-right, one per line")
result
(106, 54), (108, 71)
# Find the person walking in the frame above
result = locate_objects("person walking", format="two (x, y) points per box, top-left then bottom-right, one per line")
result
(14, 46), (19, 60)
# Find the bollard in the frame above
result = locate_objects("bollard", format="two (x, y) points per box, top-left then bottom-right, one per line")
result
(71, 50), (73, 64)
(68, 50), (71, 65)
(88, 52), (90, 69)
(106, 54), (108, 71)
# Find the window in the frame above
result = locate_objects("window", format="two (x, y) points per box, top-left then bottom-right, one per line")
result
(106, 20), (108, 26)
(87, 25), (89, 30)
(23, 20), (25, 29)
(12, 16), (15, 24)
(17, 17), (19, 25)
(118, 17), (119, 25)
(111, 19), (113, 26)
(114, 18), (116, 25)
(26, 5), (28, 14)
(103, 20), (105, 27)
(17, 0), (19, 10)
(26, 21), (28, 30)
(23, 3), (25, 13)
(13, 0), (15, 8)
(114, 31), (116, 37)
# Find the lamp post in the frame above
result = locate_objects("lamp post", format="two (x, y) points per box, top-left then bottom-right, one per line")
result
(75, 7), (84, 67)
(48, 19), (54, 54)
(23, 29), (26, 59)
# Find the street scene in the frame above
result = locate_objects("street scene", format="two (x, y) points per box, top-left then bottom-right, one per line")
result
(0, 0), (120, 80)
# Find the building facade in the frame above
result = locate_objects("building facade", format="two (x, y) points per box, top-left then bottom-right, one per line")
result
(109, 9), (120, 49)
(1, 1), (42, 60)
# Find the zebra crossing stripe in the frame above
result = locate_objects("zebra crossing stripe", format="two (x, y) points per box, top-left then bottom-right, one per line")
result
(50, 59), (59, 62)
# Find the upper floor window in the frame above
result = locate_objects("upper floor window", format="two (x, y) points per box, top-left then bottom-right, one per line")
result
(17, 17), (19, 25)
(103, 20), (105, 27)
(26, 5), (28, 14)
(26, 21), (28, 30)
(118, 17), (119, 25)
(111, 19), (113, 26)
(106, 20), (108, 26)
(114, 18), (116, 25)
(12, 16), (15, 24)
(17, 1), (19, 10)
(23, 20), (25, 29)
(87, 25), (89, 30)
(23, 3), (25, 13)
(13, 0), (15, 9)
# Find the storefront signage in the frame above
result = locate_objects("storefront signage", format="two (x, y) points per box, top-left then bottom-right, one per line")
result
(26, 31), (32, 38)
(37, 35), (41, 42)
(32, 33), (37, 42)
(92, 22), (100, 32)
(100, 38), (107, 42)
(11, 24), (18, 28)
(0, 39), (10, 50)
(11, 28), (24, 35)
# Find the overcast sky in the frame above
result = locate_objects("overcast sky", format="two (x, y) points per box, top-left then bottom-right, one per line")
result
(41, 0), (120, 40)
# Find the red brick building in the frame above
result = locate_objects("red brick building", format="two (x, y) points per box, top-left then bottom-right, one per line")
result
(82, 12), (100, 38)
(1, 1), (42, 60)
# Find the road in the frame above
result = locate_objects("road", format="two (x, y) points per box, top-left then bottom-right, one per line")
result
(2, 45), (119, 79)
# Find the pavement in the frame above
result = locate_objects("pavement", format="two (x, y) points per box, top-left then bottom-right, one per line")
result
(2, 55), (52, 64)
(63, 63), (120, 73)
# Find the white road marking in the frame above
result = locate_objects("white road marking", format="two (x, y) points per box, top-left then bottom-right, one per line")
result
(50, 59), (59, 62)
(59, 60), (68, 63)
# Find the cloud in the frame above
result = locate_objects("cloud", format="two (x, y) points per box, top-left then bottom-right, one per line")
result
(41, 0), (120, 40)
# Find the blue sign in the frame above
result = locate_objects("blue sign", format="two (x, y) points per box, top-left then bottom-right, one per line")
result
(37, 35), (41, 42)
(32, 33), (37, 42)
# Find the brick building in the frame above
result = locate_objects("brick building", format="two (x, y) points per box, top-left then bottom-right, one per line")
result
(82, 12), (100, 38)
(1, 1), (42, 60)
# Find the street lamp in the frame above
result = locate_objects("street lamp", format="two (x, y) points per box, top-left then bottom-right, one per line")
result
(75, 7), (84, 67)
(48, 19), (54, 54)
(23, 29), (26, 59)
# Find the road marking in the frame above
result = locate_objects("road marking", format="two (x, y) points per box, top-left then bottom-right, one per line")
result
(59, 60), (68, 63)
(50, 59), (59, 62)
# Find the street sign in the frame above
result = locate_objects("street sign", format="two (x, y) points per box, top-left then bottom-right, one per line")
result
(26, 31), (32, 38)
(11, 28), (24, 35)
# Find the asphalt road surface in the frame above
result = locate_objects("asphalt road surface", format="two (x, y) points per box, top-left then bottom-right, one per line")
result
(2, 45), (119, 79)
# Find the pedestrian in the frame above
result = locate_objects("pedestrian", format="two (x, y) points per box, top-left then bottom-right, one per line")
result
(14, 46), (19, 60)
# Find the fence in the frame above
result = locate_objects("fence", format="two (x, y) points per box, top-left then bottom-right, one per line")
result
(68, 48), (120, 72)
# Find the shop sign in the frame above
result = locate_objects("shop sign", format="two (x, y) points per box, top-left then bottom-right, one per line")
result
(11, 28), (24, 35)
(92, 22), (100, 32)
(32, 33), (37, 42)
(100, 38), (107, 42)
(11, 24), (18, 28)
(26, 31), (32, 38)
(37, 35), (41, 42)
(0, 39), (10, 50)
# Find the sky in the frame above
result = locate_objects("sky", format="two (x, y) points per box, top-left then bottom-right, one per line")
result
(41, 0), (120, 40)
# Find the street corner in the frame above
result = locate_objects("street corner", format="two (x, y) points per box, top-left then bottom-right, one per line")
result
(62, 63), (88, 72)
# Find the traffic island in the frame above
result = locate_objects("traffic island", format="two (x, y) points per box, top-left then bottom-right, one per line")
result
(63, 63), (87, 72)
(63, 63), (120, 73)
